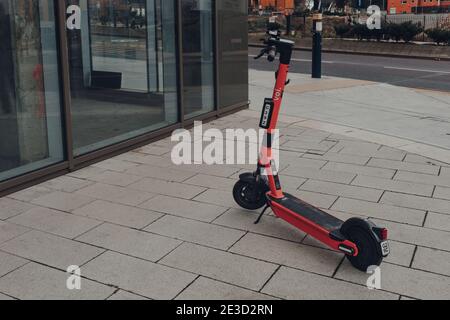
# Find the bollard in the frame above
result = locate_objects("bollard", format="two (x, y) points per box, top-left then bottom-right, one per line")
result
(312, 13), (322, 79)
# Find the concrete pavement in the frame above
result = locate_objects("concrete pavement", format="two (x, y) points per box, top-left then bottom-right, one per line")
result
(250, 69), (450, 163)
(0, 108), (450, 299)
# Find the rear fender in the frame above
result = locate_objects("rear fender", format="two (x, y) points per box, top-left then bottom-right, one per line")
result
(238, 172), (258, 184)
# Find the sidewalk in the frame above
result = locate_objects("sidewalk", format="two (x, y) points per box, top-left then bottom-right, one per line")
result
(250, 69), (450, 163)
(1, 107), (450, 300)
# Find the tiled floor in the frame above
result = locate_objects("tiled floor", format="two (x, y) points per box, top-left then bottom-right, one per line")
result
(0, 111), (449, 300)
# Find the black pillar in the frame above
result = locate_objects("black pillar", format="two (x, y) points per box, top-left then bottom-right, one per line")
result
(311, 1), (322, 79)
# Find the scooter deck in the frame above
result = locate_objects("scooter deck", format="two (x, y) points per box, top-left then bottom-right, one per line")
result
(269, 193), (343, 231)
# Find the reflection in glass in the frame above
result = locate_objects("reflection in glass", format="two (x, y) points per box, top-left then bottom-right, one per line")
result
(182, 0), (215, 119)
(67, 0), (178, 156)
(217, 0), (248, 108)
(0, 0), (64, 181)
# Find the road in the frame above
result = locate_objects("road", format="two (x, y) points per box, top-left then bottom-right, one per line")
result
(249, 47), (450, 92)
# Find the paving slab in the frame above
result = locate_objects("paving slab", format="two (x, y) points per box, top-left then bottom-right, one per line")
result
(72, 200), (162, 229)
(76, 183), (156, 207)
(0, 231), (104, 270)
(140, 195), (228, 222)
(262, 266), (398, 300)
(434, 186), (450, 201)
(126, 164), (197, 182)
(145, 215), (244, 250)
(92, 158), (139, 172)
(335, 261), (450, 300)
(230, 233), (342, 276)
(0, 198), (35, 220)
(161, 243), (278, 291)
(0, 251), (28, 278)
(135, 145), (171, 156)
(212, 208), (306, 243)
(381, 192), (450, 215)
(300, 179), (383, 202)
(395, 171), (450, 188)
(193, 189), (246, 210)
(0, 221), (29, 245)
(129, 178), (206, 200)
(83, 251), (196, 300)
(183, 174), (237, 191)
(31, 191), (95, 212)
(0, 263), (115, 300)
(371, 219), (450, 252)
(281, 165), (356, 184)
(76, 223), (181, 262)
(282, 139), (336, 153)
(383, 241), (416, 267)
(323, 162), (396, 179)
(86, 170), (144, 187)
(403, 154), (448, 166)
(352, 175), (434, 197)
(0, 293), (14, 300)
(339, 146), (406, 161)
(8, 186), (54, 202)
(67, 166), (107, 179)
(107, 290), (149, 300)
(412, 247), (450, 277)
(367, 158), (440, 175)
(114, 152), (171, 167)
(176, 277), (277, 300)
(8, 207), (102, 239)
(168, 164), (241, 179)
(40, 176), (94, 193)
(332, 197), (426, 226)
(303, 152), (370, 166)
(424, 212), (450, 232)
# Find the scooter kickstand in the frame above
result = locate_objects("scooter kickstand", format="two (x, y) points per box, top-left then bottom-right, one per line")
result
(255, 205), (270, 225)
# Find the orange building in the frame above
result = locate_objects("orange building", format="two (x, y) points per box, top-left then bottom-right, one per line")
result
(250, 0), (295, 12)
(387, 0), (450, 14)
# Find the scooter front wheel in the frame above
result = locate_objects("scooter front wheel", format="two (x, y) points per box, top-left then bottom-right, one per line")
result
(233, 180), (268, 210)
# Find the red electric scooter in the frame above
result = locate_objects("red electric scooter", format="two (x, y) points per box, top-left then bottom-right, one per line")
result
(233, 29), (390, 272)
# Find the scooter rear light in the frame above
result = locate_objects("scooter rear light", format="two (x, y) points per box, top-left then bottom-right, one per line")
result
(381, 228), (388, 241)
(373, 227), (388, 240)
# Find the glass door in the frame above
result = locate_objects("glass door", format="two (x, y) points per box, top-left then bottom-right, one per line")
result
(181, 0), (215, 119)
(65, 0), (178, 156)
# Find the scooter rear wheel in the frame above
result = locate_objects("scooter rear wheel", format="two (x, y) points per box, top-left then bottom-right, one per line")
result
(233, 180), (267, 210)
(341, 225), (383, 272)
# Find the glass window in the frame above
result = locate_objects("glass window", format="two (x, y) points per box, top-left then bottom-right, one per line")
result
(0, 0), (64, 182)
(66, 0), (178, 156)
(181, 0), (215, 119)
(217, 0), (248, 109)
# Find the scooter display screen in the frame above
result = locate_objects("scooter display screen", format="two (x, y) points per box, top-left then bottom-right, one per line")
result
(260, 98), (274, 129)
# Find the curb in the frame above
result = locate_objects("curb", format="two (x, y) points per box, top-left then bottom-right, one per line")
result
(249, 43), (450, 62)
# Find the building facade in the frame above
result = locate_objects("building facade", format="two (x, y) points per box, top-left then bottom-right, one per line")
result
(0, 0), (248, 195)
(388, 0), (450, 14)
(249, 0), (295, 12)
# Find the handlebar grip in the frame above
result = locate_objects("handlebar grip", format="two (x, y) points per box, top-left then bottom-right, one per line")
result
(267, 48), (276, 62)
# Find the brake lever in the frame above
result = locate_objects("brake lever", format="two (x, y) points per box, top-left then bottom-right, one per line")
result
(254, 48), (266, 60)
